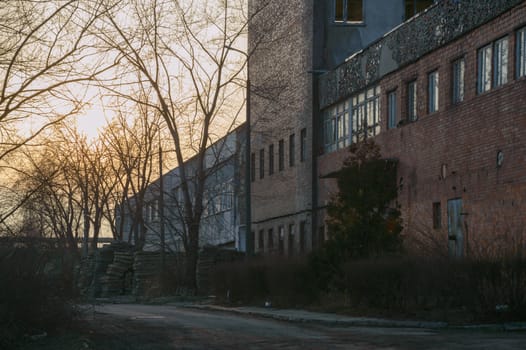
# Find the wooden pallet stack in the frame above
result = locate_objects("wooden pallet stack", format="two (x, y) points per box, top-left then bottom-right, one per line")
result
(100, 250), (134, 297)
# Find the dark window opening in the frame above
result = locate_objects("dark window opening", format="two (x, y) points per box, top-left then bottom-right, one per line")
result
(335, 0), (363, 23)
(299, 221), (306, 254)
(288, 224), (295, 257)
(258, 229), (264, 253)
(278, 139), (284, 171)
(268, 228), (274, 250)
(405, 0), (434, 20)
(300, 128), (307, 162)
(289, 134), (295, 167)
(250, 152), (255, 182)
(268, 144), (274, 175)
(433, 202), (441, 229)
(278, 226), (284, 255)
(259, 149), (264, 179)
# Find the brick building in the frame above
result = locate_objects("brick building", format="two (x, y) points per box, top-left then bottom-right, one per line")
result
(249, 0), (526, 257)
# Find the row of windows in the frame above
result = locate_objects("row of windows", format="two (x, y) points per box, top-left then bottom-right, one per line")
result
(256, 221), (307, 256)
(323, 26), (526, 151)
(251, 128), (307, 182)
(334, 0), (435, 24)
(323, 86), (380, 152)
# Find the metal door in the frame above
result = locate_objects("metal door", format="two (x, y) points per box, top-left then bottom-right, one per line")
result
(447, 198), (464, 257)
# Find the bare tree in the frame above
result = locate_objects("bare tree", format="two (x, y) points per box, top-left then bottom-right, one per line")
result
(0, 0), (117, 161)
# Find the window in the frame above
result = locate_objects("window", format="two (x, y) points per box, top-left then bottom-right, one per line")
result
(288, 224), (295, 257)
(250, 152), (255, 182)
(268, 144), (274, 175)
(452, 57), (465, 104)
(428, 70), (439, 113)
(405, 0), (434, 20)
(334, 0), (363, 23)
(432, 202), (441, 229)
(300, 128), (307, 162)
(517, 26), (526, 78)
(351, 86), (381, 143)
(478, 36), (509, 94)
(278, 226), (285, 255)
(323, 99), (349, 152)
(299, 221), (306, 254)
(268, 228), (274, 250)
(278, 139), (284, 171)
(289, 134), (295, 167)
(387, 90), (397, 129)
(259, 149), (264, 179)
(407, 80), (417, 121)
(258, 229), (264, 253)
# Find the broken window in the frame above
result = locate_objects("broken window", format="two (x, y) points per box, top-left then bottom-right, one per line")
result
(517, 26), (526, 78)
(405, 0), (434, 20)
(407, 80), (417, 121)
(387, 90), (397, 129)
(334, 0), (363, 23)
(428, 70), (439, 113)
(452, 57), (465, 104)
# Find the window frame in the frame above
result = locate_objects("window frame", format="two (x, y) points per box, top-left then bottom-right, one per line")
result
(300, 128), (307, 162)
(334, 0), (364, 24)
(278, 139), (284, 171)
(387, 90), (397, 129)
(516, 26), (526, 79)
(452, 57), (465, 104)
(250, 152), (256, 182)
(268, 144), (274, 175)
(407, 79), (418, 121)
(477, 36), (509, 94)
(428, 70), (439, 114)
(259, 148), (265, 179)
(289, 133), (295, 167)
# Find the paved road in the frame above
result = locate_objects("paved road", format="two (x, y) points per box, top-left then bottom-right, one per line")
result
(91, 304), (526, 349)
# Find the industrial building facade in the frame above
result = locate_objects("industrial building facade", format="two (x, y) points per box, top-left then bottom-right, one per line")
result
(249, 0), (526, 257)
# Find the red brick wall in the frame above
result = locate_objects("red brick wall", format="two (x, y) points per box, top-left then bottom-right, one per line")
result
(318, 2), (526, 258)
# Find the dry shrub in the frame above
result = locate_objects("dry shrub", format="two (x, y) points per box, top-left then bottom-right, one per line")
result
(0, 242), (79, 348)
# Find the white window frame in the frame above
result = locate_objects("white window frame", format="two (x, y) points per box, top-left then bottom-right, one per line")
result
(323, 99), (350, 153)
(428, 70), (439, 113)
(407, 80), (417, 121)
(452, 57), (465, 104)
(387, 90), (397, 129)
(477, 36), (509, 94)
(516, 26), (526, 78)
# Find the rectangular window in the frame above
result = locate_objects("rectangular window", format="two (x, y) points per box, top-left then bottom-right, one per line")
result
(288, 224), (295, 257)
(250, 152), (255, 182)
(289, 134), (295, 167)
(268, 144), (274, 175)
(478, 37), (509, 94)
(517, 27), (526, 78)
(258, 229), (264, 253)
(405, 0), (434, 20)
(387, 90), (397, 129)
(259, 149), (264, 179)
(452, 57), (465, 104)
(323, 99), (349, 152)
(299, 221), (306, 254)
(428, 70), (439, 113)
(433, 202), (441, 229)
(334, 0), (363, 23)
(351, 86), (380, 143)
(407, 80), (417, 121)
(278, 226), (284, 255)
(300, 128), (307, 162)
(268, 228), (274, 250)
(278, 139), (284, 171)
(494, 37), (509, 87)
